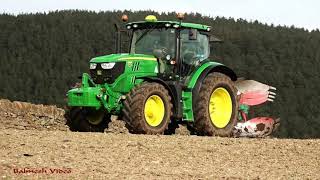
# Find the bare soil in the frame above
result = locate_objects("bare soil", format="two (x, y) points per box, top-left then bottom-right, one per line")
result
(0, 99), (319, 179)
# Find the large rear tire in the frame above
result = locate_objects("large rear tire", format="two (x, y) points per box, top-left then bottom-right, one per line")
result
(194, 73), (239, 137)
(64, 107), (111, 132)
(122, 82), (173, 134)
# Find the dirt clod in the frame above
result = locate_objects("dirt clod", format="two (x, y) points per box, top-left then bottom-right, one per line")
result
(174, 124), (191, 135)
(105, 118), (129, 134)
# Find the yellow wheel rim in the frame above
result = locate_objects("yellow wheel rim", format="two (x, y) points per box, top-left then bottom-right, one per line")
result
(144, 95), (165, 127)
(209, 87), (233, 128)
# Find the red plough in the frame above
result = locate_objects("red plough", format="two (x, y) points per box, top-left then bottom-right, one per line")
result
(233, 80), (280, 137)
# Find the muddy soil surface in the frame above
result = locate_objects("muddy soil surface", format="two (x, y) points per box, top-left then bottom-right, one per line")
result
(0, 99), (319, 179)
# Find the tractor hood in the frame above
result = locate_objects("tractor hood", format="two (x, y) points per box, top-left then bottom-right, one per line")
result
(90, 53), (157, 63)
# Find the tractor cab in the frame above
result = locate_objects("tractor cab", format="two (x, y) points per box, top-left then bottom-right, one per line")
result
(125, 15), (212, 79)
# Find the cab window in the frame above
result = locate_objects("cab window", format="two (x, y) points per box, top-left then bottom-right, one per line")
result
(180, 29), (210, 75)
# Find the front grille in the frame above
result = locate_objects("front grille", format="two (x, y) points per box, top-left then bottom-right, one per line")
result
(90, 62), (126, 84)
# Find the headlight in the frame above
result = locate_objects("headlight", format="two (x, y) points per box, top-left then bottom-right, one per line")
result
(101, 62), (116, 69)
(90, 63), (97, 70)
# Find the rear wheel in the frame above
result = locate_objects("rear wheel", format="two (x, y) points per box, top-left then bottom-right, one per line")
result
(122, 82), (173, 134)
(194, 73), (238, 137)
(64, 107), (110, 132)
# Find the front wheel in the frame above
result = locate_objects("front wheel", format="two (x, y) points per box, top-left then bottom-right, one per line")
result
(64, 107), (111, 132)
(194, 73), (239, 137)
(122, 82), (173, 134)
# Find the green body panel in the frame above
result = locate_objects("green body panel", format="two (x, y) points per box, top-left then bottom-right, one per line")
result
(186, 61), (223, 89)
(91, 54), (158, 93)
(126, 21), (211, 31)
(182, 91), (193, 121)
(67, 86), (102, 108)
(67, 73), (102, 108)
(67, 54), (158, 114)
(90, 53), (157, 63)
(180, 22), (210, 30)
(181, 61), (224, 121)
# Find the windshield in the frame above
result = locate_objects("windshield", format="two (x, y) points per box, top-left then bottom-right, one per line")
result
(130, 28), (176, 58)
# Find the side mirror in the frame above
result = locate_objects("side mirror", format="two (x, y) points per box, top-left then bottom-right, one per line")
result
(189, 29), (198, 40)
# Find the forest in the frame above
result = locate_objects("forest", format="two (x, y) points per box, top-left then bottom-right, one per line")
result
(0, 10), (319, 138)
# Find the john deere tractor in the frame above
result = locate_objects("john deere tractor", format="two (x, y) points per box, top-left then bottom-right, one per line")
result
(65, 14), (278, 137)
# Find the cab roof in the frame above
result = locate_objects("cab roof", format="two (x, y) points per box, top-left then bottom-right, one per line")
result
(126, 21), (211, 32)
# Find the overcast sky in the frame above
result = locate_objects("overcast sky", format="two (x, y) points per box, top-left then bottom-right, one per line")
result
(1, 0), (319, 30)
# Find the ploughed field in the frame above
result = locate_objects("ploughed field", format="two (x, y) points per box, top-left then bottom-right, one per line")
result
(0, 99), (319, 179)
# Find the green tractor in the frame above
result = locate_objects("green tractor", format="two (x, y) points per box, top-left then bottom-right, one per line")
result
(65, 14), (278, 137)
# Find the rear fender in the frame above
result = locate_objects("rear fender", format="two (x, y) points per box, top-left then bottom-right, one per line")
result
(182, 62), (237, 121)
(189, 64), (237, 97)
(187, 62), (237, 90)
